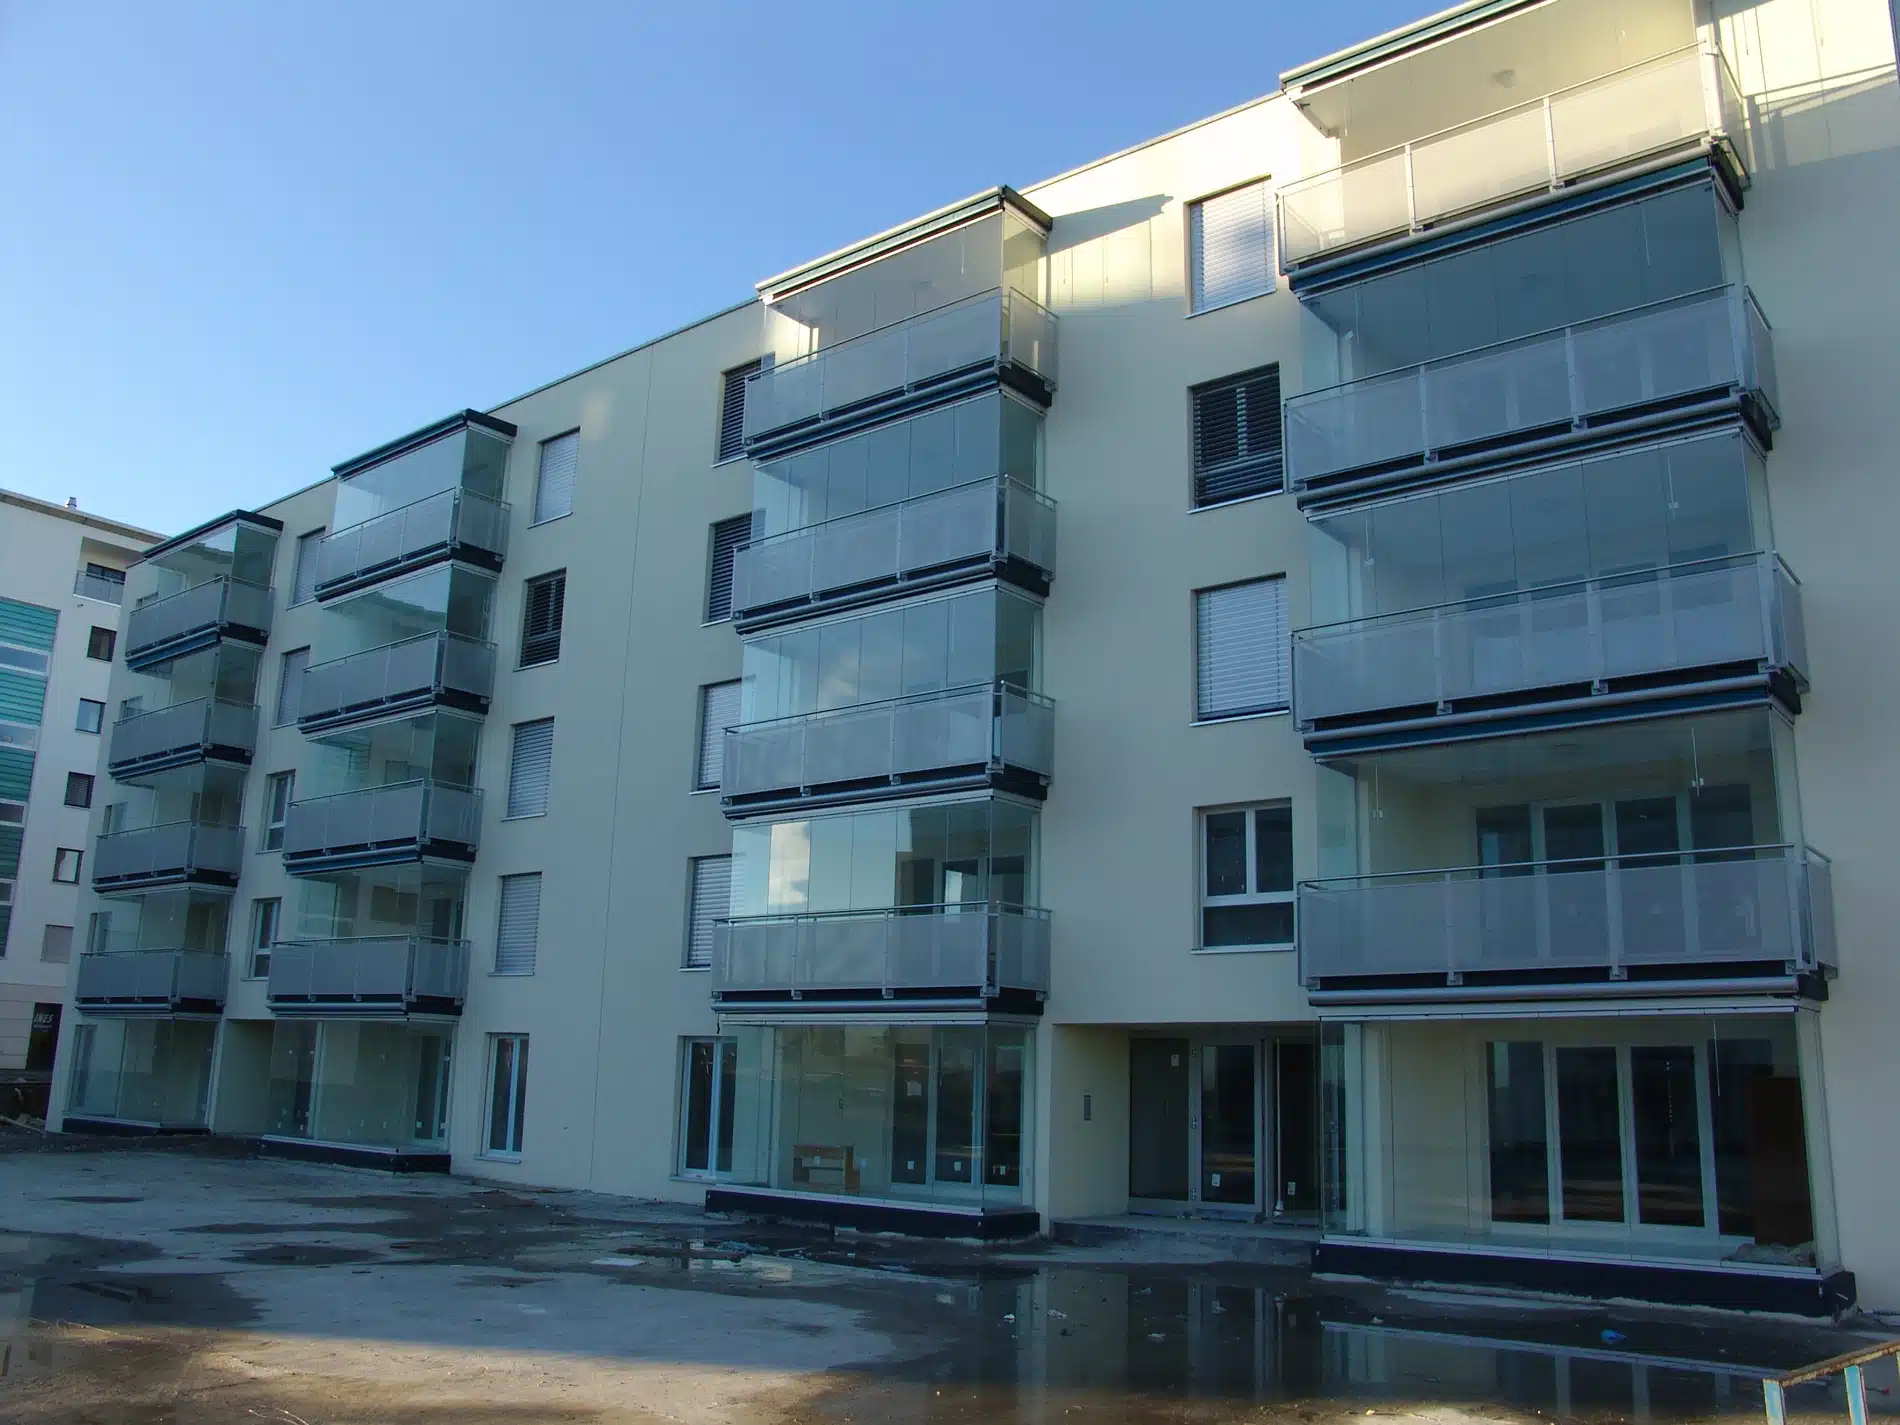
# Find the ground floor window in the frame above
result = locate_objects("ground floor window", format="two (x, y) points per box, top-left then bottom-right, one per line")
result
(264, 1021), (453, 1151)
(698, 1022), (1034, 1208)
(485, 1033), (528, 1158)
(1321, 1014), (1836, 1269)
(68, 1018), (216, 1126)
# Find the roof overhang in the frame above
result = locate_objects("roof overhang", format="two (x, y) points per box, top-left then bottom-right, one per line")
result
(1280, 0), (1555, 99)
(333, 408), (518, 481)
(137, 509), (284, 564)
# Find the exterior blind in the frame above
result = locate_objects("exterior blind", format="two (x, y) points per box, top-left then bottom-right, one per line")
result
(705, 516), (751, 622)
(507, 719), (555, 818)
(717, 360), (762, 463)
(1190, 180), (1277, 314)
(1196, 577), (1290, 720)
(697, 682), (740, 790)
(292, 529), (325, 604)
(535, 432), (579, 523)
(686, 855), (731, 969)
(520, 572), (566, 666)
(40, 924), (72, 964)
(276, 648), (309, 726)
(1192, 365), (1283, 505)
(495, 873), (542, 975)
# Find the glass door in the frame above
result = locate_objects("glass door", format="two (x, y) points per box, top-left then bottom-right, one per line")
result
(1199, 1043), (1257, 1209)
(1273, 1038), (1319, 1219)
(1129, 1038), (1191, 1204)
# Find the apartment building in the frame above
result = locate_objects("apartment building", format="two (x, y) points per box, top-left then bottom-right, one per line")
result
(0, 491), (155, 1110)
(47, 0), (1900, 1315)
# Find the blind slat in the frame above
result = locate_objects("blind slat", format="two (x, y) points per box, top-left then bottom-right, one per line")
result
(521, 572), (566, 665)
(1193, 365), (1284, 505)
(697, 682), (740, 790)
(705, 516), (751, 622)
(292, 529), (325, 604)
(535, 433), (579, 523)
(507, 719), (555, 818)
(276, 648), (309, 725)
(1196, 578), (1290, 719)
(717, 360), (762, 463)
(495, 873), (542, 975)
(686, 856), (731, 968)
(1190, 181), (1278, 314)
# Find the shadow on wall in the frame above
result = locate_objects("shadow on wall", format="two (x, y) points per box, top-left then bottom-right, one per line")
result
(1046, 196), (1174, 312)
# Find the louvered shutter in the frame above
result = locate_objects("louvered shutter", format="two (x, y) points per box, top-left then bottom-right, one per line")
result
(520, 572), (566, 665)
(686, 855), (731, 968)
(697, 682), (740, 790)
(1190, 181), (1277, 313)
(40, 924), (72, 964)
(535, 432), (578, 523)
(1192, 365), (1284, 505)
(705, 516), (751, 622)
(717, 360), (762, 463)
(276, 648), (309, 725)
(507, 719), (554, 817)
(495, 873), (542, 975)
(1196, 577), (1290, 719)
(292, 529), (325, 604)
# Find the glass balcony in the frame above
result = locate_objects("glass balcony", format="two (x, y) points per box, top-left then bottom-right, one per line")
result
(74, 950), (228, 1013)
(73, 569), (126, 604)
(107, 697), (259, 779)
(1299, 844), (1836, 992)
(92, 821), (244, 892)
(267, 935), (470, 1015)
(1295, 553), (1807, 743)
(1286, 286), (1778, 499)
(298, 632), (496, 733)
(281, 780), (481, 874)
(723, 681), (1053, 812)
(1280, 45), (1749, 269)
(743, 290), (1058, 449)
(733, 478), (1056, 625)
(711, 905), (1050, 1006)
(314, 488), (510, 600)
(123, 577), (274, 670)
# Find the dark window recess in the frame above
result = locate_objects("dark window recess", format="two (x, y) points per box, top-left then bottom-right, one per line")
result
(86, 626), (116, 661)
(1192, 364), (1284, 506)
(64, 772), (93, 808)
(705, 515), (752, 623)
(716, 359), (763, 463)
(520, 572), (567, 667)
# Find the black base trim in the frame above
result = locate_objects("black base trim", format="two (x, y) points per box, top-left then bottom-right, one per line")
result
(705, 1187), (1039, 1240)
(123, 623), (268, 673)
(259, 1137), (451, 1173)
(284, 841), (478, 876)
(733, 558), (1051, 636)
(313, 544), (507, 604)
(1313, 1240), (1856, 1317)
(722, 762), (1049, 818)
(107, 746), (255, 782)
(298, 686), (490, 735)
(92, 870), (241, 894)
(267, 996), (462, 1018)
(60, 1116), (208, 1137)
(73, 998), (227, 1016)
(712, 985), (1045, 1015)
(745, 361), (1054, 463)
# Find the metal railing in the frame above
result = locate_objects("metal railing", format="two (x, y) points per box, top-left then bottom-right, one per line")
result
(712, 904), (1051, 998)
(73, 570), (126, 604)
(75, 950), (228, 1008)
(299, 631), (496, 728)
(92, 821), (245, 889)
(724, 681), (1054, 803)
(107, 697), (259, 773)
(315, 486), (510, 595)
(1294, 553), (1806, 730)
(267, 935), (470, 1011)
(731, 477), (1056, 621)
(1298, 844), (1836, 985)
(123, 577), (273, 664)
(281, 780), (482, 865)
(1762, 1339), (1900, 1425)
(743, 288), (1058, 444)
(1285, 285), (1778, 493)
(1280, 45), (1750, 267)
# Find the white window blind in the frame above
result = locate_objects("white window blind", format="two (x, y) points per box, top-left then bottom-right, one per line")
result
(1195, 577), (1290, 720)
(697, 682), (740, 791)
(520, 571), (566, 665)
(535, 432), (578, 523)
(507, 719), (555, 818)
(495, 873), (542, 975)
(276, 648), (309, 726)
(717, 360), (762, 463)
(40, 924), (72, 964)
(685, 855), (731, 968)
(705, 516), (751, 622)
(292, 529), (325, 604)
(1190, 180), (1277, 314)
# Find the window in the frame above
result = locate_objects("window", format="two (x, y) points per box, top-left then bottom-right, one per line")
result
(64, 772), (94, 808)
(275, 648), (309, 726)
(684, 855), (731, 969)
(291, 528), (325, 605)
(1189, 179), (1276, 314)
(0, 643), (50, 675)
(249, 898), (280, 978)
(76, 699), (104, 734)
(262, 771), (294, 852)
(1192, 365), (1284, 506)
(679, 1037), (738, 1177)
(85, 626), (116, 661)
(87, 910), (112, 954)
(0, 798), (22, 826)
(1200, 804), (1293, 949)
(85, 562), (125, 587)
(494, 873), (542, 975)
(520, 571), (566, 666)
(534, 431), (579, 523)
(1194, 577), (1289, 721)
(506, 719), (554, 818)
(715, 359), (763, 463)
(705, 515), (751, 623)
(696, 682), (740, 791)
(485, 1034), (529, 1157)
(53, 848), (83, 883)
(40, 924), (73, 964)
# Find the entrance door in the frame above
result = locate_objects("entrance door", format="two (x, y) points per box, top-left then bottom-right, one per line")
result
(1129, 1038), (1191, 1201)
(1199, 1043), (1257, 1207)
(1273, 1038), (1319, 1218)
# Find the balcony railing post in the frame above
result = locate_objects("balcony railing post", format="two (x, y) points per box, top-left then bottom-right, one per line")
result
(1586, 574), (1606, 685)
(1607, 860), (1626, 979)
(1541, 94), (1558, 187)
(1403, 141), (1418, 230)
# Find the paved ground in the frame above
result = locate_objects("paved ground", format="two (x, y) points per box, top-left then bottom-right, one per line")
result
(0, 1135), (1893, 1424)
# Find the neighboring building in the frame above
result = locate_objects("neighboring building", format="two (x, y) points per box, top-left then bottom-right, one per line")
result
(0, 490), (156, 1111)
(46, 0), (1900, 1316)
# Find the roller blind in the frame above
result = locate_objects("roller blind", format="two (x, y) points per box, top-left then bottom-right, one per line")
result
(1195, 577), (1290, 720)
(292, 529), (325, 604)
(495, 873), (542, 975)
(697, 682), (740, 791)
(276, 648), (309, 726)
(1192, 365), (1283, 505)
(535, 432), (578, 523)
(520, 572), (566, 666)
(686, 855), (731, 969)
(1190, 180), (1277, 314)
(705, 516), (751, 622)
(507, 719), (554, 818)
(717, 360), (762, 463)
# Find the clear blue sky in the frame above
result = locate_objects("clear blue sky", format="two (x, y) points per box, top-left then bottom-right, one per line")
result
(0, 0), (1421, 536)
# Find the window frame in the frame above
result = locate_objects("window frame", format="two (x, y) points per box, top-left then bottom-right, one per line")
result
(505, 718), (555, 819)
(40, 923), (74, 964)
(703, 515), (752, 624)
(261, 771), (294, 853)
(64, 772), (94, 809)
(683, 855), (731, 970)
(1186, 175), (1279, 317)
(483, 1033), (530, 1160)
(76, 699), (105, 734)
(714, 359), (763, 465)
(519, 570), (567, 668)
(532, 430), (580, 526)
(275, 647), (310, 727)
(493, 872), (543, 976)
(248, 897), (280, 979)
(52, 847), (83, 883)
(676, 1035), (739, 1180)
(695, 681), (741, 793)
(85, 626), (116, 662)
(1193, 575), (1291, 724)
(1189, 364), (1285, 510)
(1196, 802), (1295, 953)
(290, 528), (326, 605)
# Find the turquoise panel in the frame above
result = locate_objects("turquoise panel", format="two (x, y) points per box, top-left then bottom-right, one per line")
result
(0, 748), (30, 801)
(0, 823), (19, 878)
(0, 669), (48, 726)
(0, 597), (58, 652)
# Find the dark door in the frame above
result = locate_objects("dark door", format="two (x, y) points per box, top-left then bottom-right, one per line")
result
(1129, 1038), (1191, 1201)
(891, 1040), (930, 1184)
(1274, 1039), (1319, 1216)
(1199, 1043), (1257, 1206)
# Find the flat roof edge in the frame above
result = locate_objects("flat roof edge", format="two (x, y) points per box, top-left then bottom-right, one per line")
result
(1280, 0), (1552, 95)
(138, 509), (285, 563)
(332, 409), (519, 480)
(0, 488), (161, 543)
